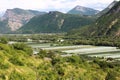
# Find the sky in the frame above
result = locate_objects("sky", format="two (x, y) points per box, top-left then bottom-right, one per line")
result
(0, 0), (115, 13)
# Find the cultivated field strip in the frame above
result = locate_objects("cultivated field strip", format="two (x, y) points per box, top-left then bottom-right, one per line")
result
(29, 43), (120, 59)
(41, 45), (94, 50)
(62, 47), (120, 54)
(88, 53), (120, 58)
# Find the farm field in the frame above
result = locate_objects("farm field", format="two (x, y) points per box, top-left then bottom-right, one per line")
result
(28, 43), (120, 60)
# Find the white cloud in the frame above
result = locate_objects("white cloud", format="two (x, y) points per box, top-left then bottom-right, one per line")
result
(0, 0), (114, 12)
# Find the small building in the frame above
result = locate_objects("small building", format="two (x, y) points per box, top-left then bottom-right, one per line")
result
(33, 51), (39, 55)
(27, 38), (32, 42)
(57, 39), (64, 42)
(8, 41), (17, 44)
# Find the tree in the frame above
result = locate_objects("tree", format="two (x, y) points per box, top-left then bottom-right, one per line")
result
(12, 43), (33, 56)
(0, 37), (8, 44)
(105, 71), (116, 80)
(9, 70), (25, 80)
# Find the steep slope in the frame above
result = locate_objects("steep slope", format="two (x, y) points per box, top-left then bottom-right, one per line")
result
(90, 1), (120, 37)
(18, 11), (95, 33)
(67, 5), (99, 16)
(96, 1), (118, 17)
(0, 20), (11, 33)
(68, 1), (120, 38)
(0, 8), (46, 32)
(0, 12), (4, 17)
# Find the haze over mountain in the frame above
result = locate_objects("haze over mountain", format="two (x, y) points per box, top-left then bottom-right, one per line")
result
(67, 6), (99, 15)
(0, 0), (114, 13)
(0, 12), (4, 17)
(17, 11), (95, 33)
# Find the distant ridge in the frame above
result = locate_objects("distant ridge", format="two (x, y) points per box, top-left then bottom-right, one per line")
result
(17, 11), (95, 33)
(67, 5), (99, 15)
(0, 8), (46, 33)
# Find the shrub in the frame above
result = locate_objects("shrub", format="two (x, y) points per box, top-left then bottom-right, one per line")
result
(0, 63), (10, 69)
(12, 43), (33, 56)
(9, 70), (25, 80)
(0, 74), (6, 80)
(105, 71), (117, 80)
(9, 57), (24, 66)
(38, 49), (47, 58)
(0, 37), (8, 44)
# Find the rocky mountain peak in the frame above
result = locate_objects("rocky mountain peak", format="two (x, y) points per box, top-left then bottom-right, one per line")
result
(67, 5), (99, 15)
(1, 8), (46, 31)
(74, 5), (90, 12)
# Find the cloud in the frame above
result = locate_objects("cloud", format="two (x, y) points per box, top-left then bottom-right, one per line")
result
(0, 0), (114, 12)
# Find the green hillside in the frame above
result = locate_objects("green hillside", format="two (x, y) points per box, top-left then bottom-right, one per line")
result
(90, 1), (120, 37)
(0, 41), (120, 80)
(18, 11), (95, 33)
(96, 1), (118, 17)
(68, 1), (120, 38)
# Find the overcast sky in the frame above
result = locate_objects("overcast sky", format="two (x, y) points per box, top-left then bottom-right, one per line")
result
(0, 0), (115, 12)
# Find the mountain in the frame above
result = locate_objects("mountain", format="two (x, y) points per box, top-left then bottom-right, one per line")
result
(0, 20), (11, 33)
(96, 1), (118, 17)
(0, 12), (4, 17)
(67, 5), (99, 16)
(0, 8), (46, 33)
(91, 1), (120, 37)
(17, 11), (95, 33)
(68, 1), (120, 37)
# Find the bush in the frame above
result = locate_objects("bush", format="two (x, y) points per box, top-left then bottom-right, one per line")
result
(105, 71), (117, 80)
(9, 70), (25, 80)
(12, 43), (33, 56)
(38, 50), (56, 58)
(65, 56), (82, 64)
(0, 74), (6, 80)
(0, 43), (12, 53)
(38, 49), (47, 58)
(0, 63), (10, 69)
(51, 57), (62, 65)
(9, 57), (24, 66)
(0, 37), (8, 44)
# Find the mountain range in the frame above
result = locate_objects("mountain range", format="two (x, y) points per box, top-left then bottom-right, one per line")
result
(68, 1), (120, 38)
(17, 11), (95, 33)
(0, 1), (119, 35)
(0, 6), (98, 33)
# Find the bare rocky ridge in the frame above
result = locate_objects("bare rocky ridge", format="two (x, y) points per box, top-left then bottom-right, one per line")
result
(1, 8), (46, 31)
(67, 5), (99, 16)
